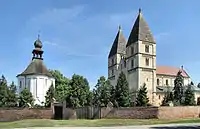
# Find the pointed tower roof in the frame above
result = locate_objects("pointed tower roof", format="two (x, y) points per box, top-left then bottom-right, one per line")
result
(17, 35), (53, 77)
(126, 8), (155, 47)
(108, 25), (127, 58)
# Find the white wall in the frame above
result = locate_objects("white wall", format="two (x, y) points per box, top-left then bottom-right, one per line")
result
(17, 75), (55, 105)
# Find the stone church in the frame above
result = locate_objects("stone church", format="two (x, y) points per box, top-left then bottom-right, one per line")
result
(108, 9), (200, 106)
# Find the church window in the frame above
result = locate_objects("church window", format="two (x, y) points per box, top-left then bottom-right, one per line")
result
(131, 59), (134, 68)
(112, 69), (114, 76)
(19, 81), (22, 88)
(145, 45), (149, 53)
(131, 46), (134, 55)
(112, 58), (114, 65)
(166, 79), (169, 86)
(145, 58), (149, 66)
(45, 79), (47, 87)
(157, 79), (159, 86)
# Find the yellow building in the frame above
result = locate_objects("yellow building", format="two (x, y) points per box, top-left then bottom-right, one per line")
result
(108, 9), (200, 106)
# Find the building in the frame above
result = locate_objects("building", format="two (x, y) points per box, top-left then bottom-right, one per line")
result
(16, 36), (55, 105)
(108, 9), (200, 106)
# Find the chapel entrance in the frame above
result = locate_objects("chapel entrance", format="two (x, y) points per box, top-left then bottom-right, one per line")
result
(54, 105), (63, 120)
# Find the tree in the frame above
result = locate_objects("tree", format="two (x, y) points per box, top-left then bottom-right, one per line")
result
(49, 70), (70, 102)
(65, 74), (91, 108)
(161, 86), (174, 106)
(173, 71), (184, 105)
(45, 83), (55, 107)
(6, 81), (18, 107)
(18, 88), (34, 107)
(115, 72), (131, 107)
(184, 84), (196, 106)
(136, 83), (149, 107)
(93, 76), (113, 107)
(0, 75), (9, 107)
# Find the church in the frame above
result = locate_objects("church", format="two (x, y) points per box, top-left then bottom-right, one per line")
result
(16, 36), (55, 105)
(108, 9), (200, 106)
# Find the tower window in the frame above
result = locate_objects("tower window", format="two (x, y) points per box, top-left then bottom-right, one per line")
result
(112, 58), (114, 65)
(131, 59), (134, 68)
(166, 79), (169, 86)
(145, 45), (149, 53)
(112, 69), (114, 76)
(157, 79), (159, 86)
(131, 46), (134, 55)
(145, 58), (149, 66)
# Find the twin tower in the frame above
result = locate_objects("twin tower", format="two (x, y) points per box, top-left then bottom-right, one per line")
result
(108, 9), (157, 104)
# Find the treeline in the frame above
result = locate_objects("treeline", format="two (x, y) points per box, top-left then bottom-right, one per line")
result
(0, 75), (34, 107)
(162, 71), (196, 106)
(0, 69), (197, 108)
(45, 70), (149, 108)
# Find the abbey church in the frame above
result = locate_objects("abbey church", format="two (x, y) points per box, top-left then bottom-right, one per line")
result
(108, 9), (197, 106)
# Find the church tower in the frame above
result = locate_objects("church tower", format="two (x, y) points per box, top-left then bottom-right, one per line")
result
(126, 9), (156, 104)
(108, 26), (127, 87)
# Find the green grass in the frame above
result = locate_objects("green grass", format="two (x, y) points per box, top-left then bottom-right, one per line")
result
(0, 118), (200, 128)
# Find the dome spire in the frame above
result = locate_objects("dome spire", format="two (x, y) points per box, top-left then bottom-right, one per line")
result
(32, 33), (44, 60)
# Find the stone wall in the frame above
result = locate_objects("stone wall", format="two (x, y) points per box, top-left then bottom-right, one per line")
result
(102, 106), (159, 119)
(158, 106), (200, 119)
(0, 108), (53, 122)
(102, 106), (200, 119)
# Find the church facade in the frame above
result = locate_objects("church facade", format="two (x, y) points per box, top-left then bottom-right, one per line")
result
(108, 9), (197, 106)
(17, 36), (55, 105)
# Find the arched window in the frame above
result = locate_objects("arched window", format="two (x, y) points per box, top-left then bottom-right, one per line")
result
(145, 58), (149, 66)
(131, 59), (134, 68)
(157, 79), (159, 86)
(19, 81), (22, 88)
(112, 58), (114, 65)
(112, 69), (114, 76)
(166, 79), (169, 86)
(145, 45), (149, 53)
(131, 47), (134, 55)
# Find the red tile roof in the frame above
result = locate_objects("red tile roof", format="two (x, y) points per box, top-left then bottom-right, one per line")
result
(156, 66), (189, 78)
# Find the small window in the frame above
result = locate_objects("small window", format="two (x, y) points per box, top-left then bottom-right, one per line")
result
(19, 81), (22, 88)
(112, 58), (114, 65)
(45, 79), (47, 87)
(112, 69), (114, 76)
(145, 45), (149, 53)
(159, 95), (161, 100)
(157, 79), (159, 86)
(131, 47), (134, 55)
(131, 59), (134, 68)
(124, 61), (126, 68)
(166, 79), (169, 86)
(145, 58), (149, 66)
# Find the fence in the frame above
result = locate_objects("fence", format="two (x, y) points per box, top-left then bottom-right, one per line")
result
(75, 106), (101, 119)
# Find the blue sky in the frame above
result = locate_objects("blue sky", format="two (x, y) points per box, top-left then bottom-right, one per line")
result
(1, 0), (200, 88)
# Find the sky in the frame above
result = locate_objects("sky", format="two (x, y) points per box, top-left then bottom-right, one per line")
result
(1, 0), (200, 88)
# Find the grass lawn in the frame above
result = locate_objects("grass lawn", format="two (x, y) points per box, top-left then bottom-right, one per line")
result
(0, 118), (200, 128)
